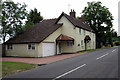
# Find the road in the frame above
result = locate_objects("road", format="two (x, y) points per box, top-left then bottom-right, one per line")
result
(3, 46), (119, 80)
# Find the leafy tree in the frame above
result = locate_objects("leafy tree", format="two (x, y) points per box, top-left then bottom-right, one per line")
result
(23, 21), (34, 31)
(111, 30), (118, 42)
(0, 0), (2, 24)
(1, 1), (27, 42)
(81, 1), (113, 48)
(112, 31), (117, 38)
(25, 8), (43, 29)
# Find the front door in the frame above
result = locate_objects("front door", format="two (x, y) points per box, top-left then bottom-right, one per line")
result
(57, 43), (62, 54)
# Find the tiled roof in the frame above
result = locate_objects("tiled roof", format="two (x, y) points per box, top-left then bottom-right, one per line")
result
(56, 12), (95, 32)
(5, 12), (95, 44)
(5, 19), (63, 44)
(56, 34), (74, 41)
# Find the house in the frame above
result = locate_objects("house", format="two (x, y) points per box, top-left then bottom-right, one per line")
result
(4, 10), (96, 57)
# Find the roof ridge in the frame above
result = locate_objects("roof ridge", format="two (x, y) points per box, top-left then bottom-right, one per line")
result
(61, 12), (94, 32)
(43, 18), (57, 20)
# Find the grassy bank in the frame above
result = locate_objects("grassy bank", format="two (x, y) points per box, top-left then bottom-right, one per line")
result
(1, 61), (38, 77)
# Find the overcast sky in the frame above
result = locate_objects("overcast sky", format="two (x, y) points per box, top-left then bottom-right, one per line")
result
(5, 0), (120, 35)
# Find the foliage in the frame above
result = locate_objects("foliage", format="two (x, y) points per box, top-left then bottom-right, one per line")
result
(111, 31), (118, 41)
(23, 21), (34, 31)
(81, 1), (114, 48)
(2, 61), (37, 77)
(117, 36), (120, 41)
(1, 1), (27, 42)
(25, 8), (43, 29)
(114, 41), (120, 46)
(0, 0), (2, 26)
(112, 35), (120, 46)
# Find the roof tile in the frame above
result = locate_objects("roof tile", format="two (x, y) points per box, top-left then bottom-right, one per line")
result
(56, 34), (74, 41)
(5, 19), (62, 44)
(5, 12), (95, 44)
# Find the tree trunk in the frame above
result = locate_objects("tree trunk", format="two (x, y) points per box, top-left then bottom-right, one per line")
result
(2, 44), (6, 57)
(2, 36), (6, 57)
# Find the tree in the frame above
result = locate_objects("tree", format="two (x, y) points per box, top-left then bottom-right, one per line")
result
(81, 1), (113, 48)
(1, 1), (27, 42)
(23, 21), (34, 30)
(0, 0), (2, 25)
(111, 30), (118, 42)
(25, 8), (43, 29)
(112, 30), (117, 38)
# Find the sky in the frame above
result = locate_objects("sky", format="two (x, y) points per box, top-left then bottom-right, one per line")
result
(3, 0), (120, 36)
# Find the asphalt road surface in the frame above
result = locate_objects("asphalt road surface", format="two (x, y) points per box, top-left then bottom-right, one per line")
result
(3, 46), (119, 80)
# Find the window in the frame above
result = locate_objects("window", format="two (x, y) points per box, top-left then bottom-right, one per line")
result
(67, 41), (73, 46)
(81, 40), (84, 48)
(28, 43), (35, 50)
(79, 28), (82, 34)
(83, 30), (85, 35)
(7, 44), (13, 50)
(81, 40), (83, 45)
(90, 32), (92, 36)
(89, 41), (91, 47)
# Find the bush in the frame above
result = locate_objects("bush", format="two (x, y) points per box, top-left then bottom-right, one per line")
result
(114, 41), (120, 46)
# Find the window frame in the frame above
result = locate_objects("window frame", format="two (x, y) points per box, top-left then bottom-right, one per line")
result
(81, 40), (83, 46)
(7, 44), (13, 50)
(28, 43), (35, 50)
(81, 40), (84, 48)
(83, 30), (85, 35)
(67, 41), (73, 46)
(79, 28), (82, 34)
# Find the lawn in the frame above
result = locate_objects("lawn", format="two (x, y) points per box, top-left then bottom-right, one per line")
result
(1, 61), (38, 77)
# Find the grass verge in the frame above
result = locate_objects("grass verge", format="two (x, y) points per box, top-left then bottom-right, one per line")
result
(80, 46), (115, 53)
(80, 49), (97, 53)
(1, 61), (38, 77)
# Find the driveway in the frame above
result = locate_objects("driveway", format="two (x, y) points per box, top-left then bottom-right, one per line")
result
(1, 52), (85, 64)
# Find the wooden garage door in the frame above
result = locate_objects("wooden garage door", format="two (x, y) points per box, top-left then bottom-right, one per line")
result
(42, 43), (55, 57)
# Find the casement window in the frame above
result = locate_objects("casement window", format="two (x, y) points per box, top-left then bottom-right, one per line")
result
(79, 28), (82, 34)
(81, 40), (84, 48)
(67, 41), (73, 46)
(7, 44), (13, 50)
(89, 41), (91, 47)
(90, 32), (92, 36)
(93, 41), (94, 46)
(83, 30), (85, 35)
(81, 40), (83, 45)
(28, 43), (35, 50)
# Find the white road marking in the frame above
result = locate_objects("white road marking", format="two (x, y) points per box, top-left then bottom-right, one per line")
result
(52, 64), (86, 80)
(96, 53), (109, 60)
(112, 49), (116, 52)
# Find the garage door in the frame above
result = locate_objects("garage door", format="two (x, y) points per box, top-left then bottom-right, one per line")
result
(42, 43), (55, 57)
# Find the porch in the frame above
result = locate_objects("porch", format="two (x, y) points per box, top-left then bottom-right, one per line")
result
(56, 34), (74, 54)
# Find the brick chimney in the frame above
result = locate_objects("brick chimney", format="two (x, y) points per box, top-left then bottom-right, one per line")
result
(69, 9), (76, 18)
